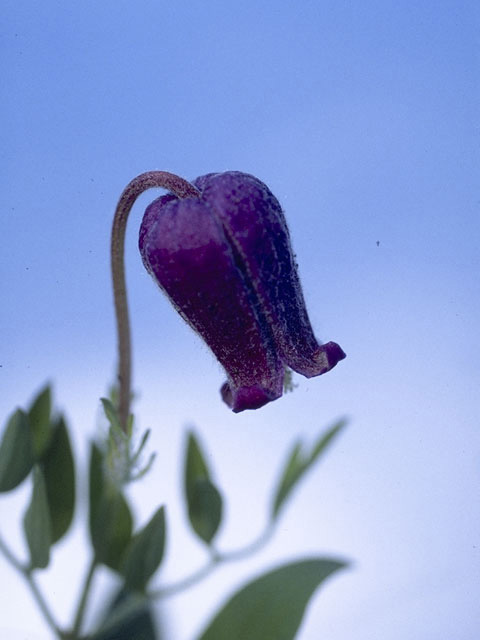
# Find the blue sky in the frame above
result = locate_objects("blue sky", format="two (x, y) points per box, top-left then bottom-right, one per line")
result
(1, 1), (479, 639)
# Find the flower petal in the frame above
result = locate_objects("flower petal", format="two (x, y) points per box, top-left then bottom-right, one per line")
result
(193, 172), (346, 377)
(139, 196), (284, 412)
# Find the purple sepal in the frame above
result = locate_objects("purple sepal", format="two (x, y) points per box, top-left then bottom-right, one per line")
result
(139, 171), (345, 412)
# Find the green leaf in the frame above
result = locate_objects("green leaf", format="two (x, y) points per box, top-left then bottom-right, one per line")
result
(121, 507), (166, 592)
(40, 416), (75, 543)
(91, 483), (133, 571)
(89, 443), (105, 538)
(198, 558), (348, 640)
(101, 397), (129, 441)
(185, 432), (210, 499)
(184, 432), (223, 545)
(271, 420), (347, 519)
(28, 385), (53, 458)
(188, 479), (222, 545)
(0, 409), (35, 492)
(91, 587), (159, 640)
(23, 466), (52, 569)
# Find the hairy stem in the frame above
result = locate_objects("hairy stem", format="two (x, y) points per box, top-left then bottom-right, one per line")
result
(111, 171), (200, 431)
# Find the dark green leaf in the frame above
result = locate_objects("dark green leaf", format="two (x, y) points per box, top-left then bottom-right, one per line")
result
(23, 466), (52, 569)
(0, 409), (35, 492)
(198, 558), (348, 640)
(184, 432), (223, 545)
(89, 443), (105, 538)
(91, 587), (160, 640)
(188, 479), (222, 545)
(89, 438), (132, 570)
(121, 507), (166, 592)
(40, 416), (75, 543)
(28, 385), (53, 458)
(91, 483), (133, 571)
(271, 420), (346, 519)
(185, 432), (210, 502)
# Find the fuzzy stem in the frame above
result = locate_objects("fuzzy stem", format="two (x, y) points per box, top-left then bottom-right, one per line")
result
(111, 171), (200, 432)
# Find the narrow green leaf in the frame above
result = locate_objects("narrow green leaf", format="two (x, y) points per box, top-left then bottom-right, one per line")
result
(40, 416), (75, 543)
(308, 420), (347, 466)
(198, 558), (348, 640)
(271, 440), (304, 518)
(91, 484), (133, 571)
(91, 587), (159, 640)
(271, 420), (347, 519)
(188, 479), (222, 545)
(121, 507), (166, 592)
(184, 432), (223, 545)
(28, 385), (53, 458)
(101, 398), (128, 442)
(0, 409), (35, 492)
(23, 466), (52, 569)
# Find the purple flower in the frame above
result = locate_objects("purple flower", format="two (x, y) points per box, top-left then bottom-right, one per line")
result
(139, 171), (345, 412)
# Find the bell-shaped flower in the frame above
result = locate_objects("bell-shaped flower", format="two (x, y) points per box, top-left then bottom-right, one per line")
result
(139, 171), (345, 412)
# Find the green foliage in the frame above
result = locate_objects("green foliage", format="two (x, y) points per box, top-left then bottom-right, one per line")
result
(91, 587), (159, 640)
(121, 507), (166, 592)
(89, 443), (105, 535)
(100, 398), (155, 485)
(198, 558), (347, 640)
(28, 385), (53, 458)
(91, 484), (133, 571)
(1, 384), (349, 640)
(40, 415), (75, 543)
(271, 419), (347, 519)
(0, 409), (35, 492)
(184, 432), (223, 545)
(89, 443), (133, 571)
(102, 397), (130, 440)
(23, 466), (52, 570)
(189, 479), (222, 546)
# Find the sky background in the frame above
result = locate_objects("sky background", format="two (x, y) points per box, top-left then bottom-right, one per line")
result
(1, 1), (479, 639)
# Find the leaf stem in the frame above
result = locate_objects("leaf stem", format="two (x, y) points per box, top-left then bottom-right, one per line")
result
(90, 522), (276, 637)
(0, 532), (64, 637)
(70, 557), (97, 637)
(153, 522), (275, 599)
(111, 171), (200, 432)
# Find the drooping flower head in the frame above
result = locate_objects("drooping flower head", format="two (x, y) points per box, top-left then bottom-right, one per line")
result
(139, 171), (345, 412)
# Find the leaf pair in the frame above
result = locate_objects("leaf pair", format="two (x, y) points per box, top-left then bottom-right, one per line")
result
(0, 386), (76, 569)
(0, 385), (54, 493)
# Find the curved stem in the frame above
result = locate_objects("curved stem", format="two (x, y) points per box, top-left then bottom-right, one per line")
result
(92, 523), (276, 637)
(152, 522), (275, 600)
(111, 171), (200, 431)
(152, 555), (221, 600)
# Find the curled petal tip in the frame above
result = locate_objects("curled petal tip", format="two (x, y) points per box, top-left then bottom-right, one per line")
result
(316, 341), (347, 374)
(221, 381), (283, 413)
